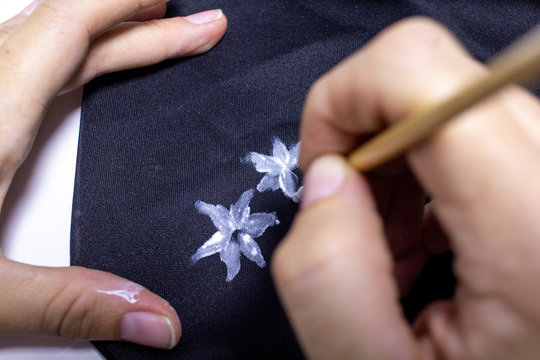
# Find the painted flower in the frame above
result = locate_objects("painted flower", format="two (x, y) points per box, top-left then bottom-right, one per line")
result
(245, 138), (303, 202)
(191, 189), (279, 281)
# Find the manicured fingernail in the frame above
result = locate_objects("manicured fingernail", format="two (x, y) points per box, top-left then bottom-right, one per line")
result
(119, 312), (176, 350)
(21, 0), (41, 16)
(301, 155), (348, 209)
(184, 9), (223, 24)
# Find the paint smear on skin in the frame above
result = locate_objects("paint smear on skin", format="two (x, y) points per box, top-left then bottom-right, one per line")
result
(97, 284), (144, 304)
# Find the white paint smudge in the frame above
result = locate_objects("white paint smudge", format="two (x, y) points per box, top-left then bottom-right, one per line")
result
(97, 284), (143, 304)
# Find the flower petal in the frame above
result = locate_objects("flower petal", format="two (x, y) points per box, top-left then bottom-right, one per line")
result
(272, 137), (289, 161)
(246, 152), (278, 173)
(256, 173), (280, 193)
(196, 201), (233, 233)
(191, 231), (230, 263)
(230, 189), (254, 225)
(220, 240), (242, 282)
(241, 212), (279, 238)
(279, 169), (299, 199)
(288, 142), (300, 168)
(239, 233), (266, 268)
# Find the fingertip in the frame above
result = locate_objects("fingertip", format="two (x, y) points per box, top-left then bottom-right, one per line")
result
(300, 154), (374, 211)
(94, 281), (182, 349)
(119, 311), (179, 350)
(132, 291), (182, 349)
(175, 9), (228, 56)
(300, 155), (349, 209)
(183, 9), (224, 25)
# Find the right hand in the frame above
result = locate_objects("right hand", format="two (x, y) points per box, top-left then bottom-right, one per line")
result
(272, 17), (540, 359)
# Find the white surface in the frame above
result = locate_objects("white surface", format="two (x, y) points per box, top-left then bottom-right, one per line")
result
(0, 2), (103, 359)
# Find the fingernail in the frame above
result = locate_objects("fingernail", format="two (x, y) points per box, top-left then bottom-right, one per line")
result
(301, 155), (348, 209)
(184, 9), (223, 24)
(21, 0), (41, 16)
(119, 312), (176, 350)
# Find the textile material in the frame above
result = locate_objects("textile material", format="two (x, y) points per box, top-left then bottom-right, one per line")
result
(72, 1), (540, 359)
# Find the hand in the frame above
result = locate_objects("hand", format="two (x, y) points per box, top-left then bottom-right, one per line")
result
(0, 0), (226, 349)
(272, 17), (540, 359)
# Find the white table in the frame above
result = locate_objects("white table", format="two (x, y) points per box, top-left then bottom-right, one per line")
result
(0, 2), (104, 359)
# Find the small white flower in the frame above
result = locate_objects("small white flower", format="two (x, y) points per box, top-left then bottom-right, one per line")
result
(191, 189), (279, 281)
(245, 138), (303, 202)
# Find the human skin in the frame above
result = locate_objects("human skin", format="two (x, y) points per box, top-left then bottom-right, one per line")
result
(0, 0), (226, 349)
(272, 17), (540, 360)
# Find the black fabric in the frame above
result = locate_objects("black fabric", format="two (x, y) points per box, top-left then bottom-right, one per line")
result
(72, 1), (540, 359)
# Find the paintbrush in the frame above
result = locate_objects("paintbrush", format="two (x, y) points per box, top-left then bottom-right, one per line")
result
(347, 26), (540, 171)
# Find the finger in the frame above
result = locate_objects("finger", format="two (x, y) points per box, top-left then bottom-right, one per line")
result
(0, 0), (172, 173)
(0, 257), (180, 349)
(401, 34), (540, 357)
(38, 0), (171, 37)
(1, 0), (172, 96)
(420, 201), (450, 256)
(0, 1), (166, 55)
(299, 15), (540, 290)
(62, 10), (227, 93)
(272, 155), (426, 359)
(356, 20), (540, 298)
(0, 1), (225, 180)
(298, 18), (540, 358)
(299, 17), (475, 171)
(0, 0), (177, 126)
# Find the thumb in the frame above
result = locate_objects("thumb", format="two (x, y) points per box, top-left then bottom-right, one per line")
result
(272, 155), (424, 359)
(0, 256), (180, 349)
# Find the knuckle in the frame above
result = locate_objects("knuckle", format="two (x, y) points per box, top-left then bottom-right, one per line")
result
(306, 76), (335, 120)
(365, 16), (484, 116)
(301, 76), (341, 153)
(383, 16), (454, 52)
(41, 288), (78, 339)
(372, 16), (470, 80)
(40, 270), (109, 340)
(41, 0), (93, 40)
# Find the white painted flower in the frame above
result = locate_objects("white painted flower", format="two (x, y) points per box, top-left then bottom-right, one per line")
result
(191, 189), (279, 281)
(245, 138), (303, 202)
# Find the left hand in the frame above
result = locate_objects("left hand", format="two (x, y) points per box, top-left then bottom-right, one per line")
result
(0, 0), (227, 197)
(0, 0), (226, 349)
